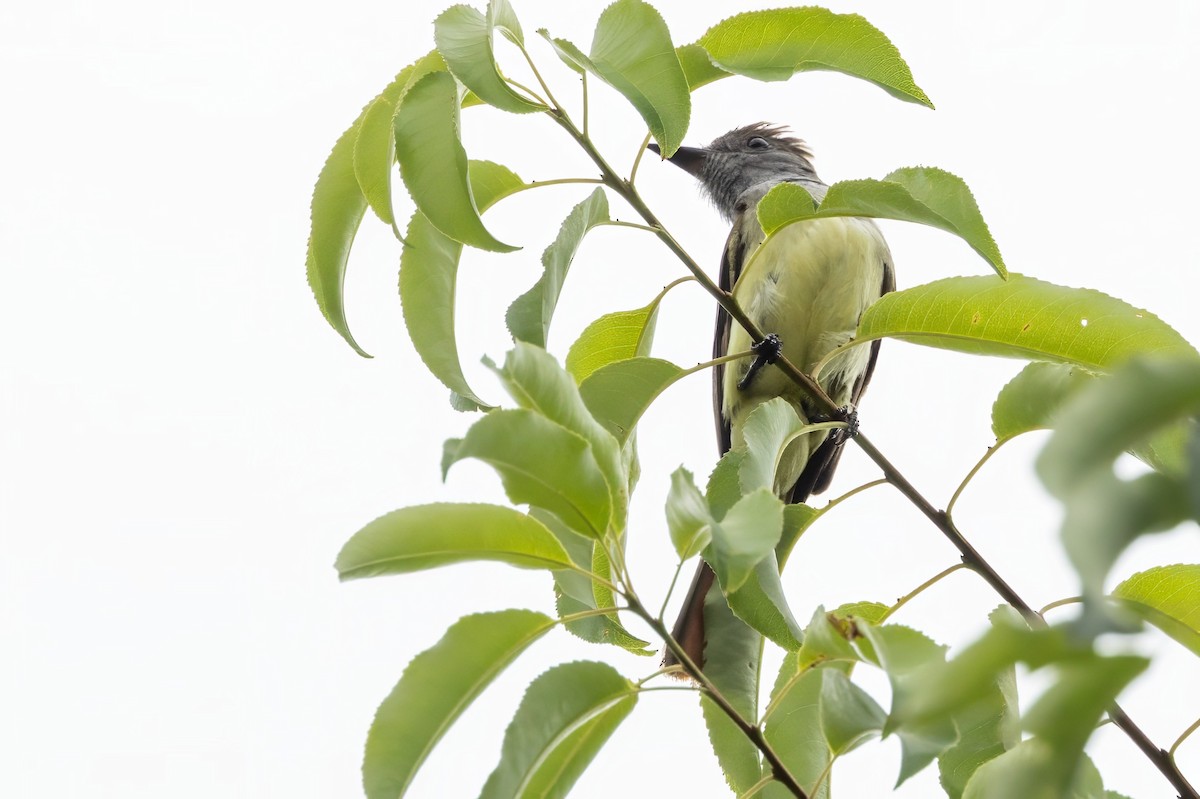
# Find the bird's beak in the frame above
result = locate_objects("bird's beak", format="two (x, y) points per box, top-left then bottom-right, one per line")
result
(647, 142), (708, 180)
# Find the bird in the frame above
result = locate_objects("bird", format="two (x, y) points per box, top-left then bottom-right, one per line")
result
(648, 123), (895, 673)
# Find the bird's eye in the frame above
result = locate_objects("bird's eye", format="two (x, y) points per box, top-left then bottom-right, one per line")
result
(747, 136), (769, 150)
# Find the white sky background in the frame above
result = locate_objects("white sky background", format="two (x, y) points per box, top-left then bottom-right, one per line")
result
(3, 0), (1200, 796)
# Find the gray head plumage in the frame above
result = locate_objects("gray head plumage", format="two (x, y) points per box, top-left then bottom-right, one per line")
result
(650, 123), (821, 222)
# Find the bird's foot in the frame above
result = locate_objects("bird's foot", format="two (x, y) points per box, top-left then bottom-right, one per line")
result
(737, 333), (783, 391)
(813, 405), (859, 442)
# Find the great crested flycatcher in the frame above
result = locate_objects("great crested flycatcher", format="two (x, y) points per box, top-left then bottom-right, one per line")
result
(649, 123), (895, 672)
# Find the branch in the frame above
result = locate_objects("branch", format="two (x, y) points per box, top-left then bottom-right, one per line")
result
(544, 103), (1197, 799)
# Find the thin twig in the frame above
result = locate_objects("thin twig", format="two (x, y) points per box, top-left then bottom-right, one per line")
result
(1171, 716), (1200, 759)
(878, 563), (967, 624)
(946, 443), (1004, 519)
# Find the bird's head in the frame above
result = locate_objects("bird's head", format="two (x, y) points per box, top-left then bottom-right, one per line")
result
(648, 123), (818, 221)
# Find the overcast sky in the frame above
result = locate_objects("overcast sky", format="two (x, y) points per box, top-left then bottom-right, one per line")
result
(3, 1), (1199, 797)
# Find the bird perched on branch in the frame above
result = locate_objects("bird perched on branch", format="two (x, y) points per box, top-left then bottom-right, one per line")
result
(649, 124), (894, 672)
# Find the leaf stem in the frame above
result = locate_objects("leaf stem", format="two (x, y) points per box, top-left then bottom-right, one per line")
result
(624, 595), (810, 798)
(602, 219), (661, 234)
(501, 76), (549, 107)
(1039, 596), (1082, 616)
(556, 606), (631, 625)
(516, 41), (561, 111)
(878, 563), (967, 624)
(737, 773), (777, 799)
(581, 72), (589, 137)
(1171, 716), (1200, 759)
(946, 442), (1005, 520)
(629, 131), (653, 185)
(657, 558), (687, 621)
(519, 177), (606, 190)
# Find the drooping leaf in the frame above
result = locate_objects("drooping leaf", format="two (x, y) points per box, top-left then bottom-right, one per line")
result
(478, 662), (637, 799)
(831, 601), (890, 626)
(353, 51), (447, 227)
(434, 4), (545, 114)
(857, 275), (1195, 370)
(777, 502), (820, 567)
(543, 0), (689, 155)
(362, 610), (552, 799)
(400, 160), (525, 410)
(762, 653), (832, 799)
(490, 344), (627, 532)
(706, 449), (745, 520)
(796, 606), (864, 671)
(666, 467), (712, 560)
(725, 552), (804, 650)
(693, 8), (932, 106)
(393, 70), (517, 252)
(336, 503), (574, 580)
(534, 509), (653, 656)
(578, 356), (686, 443)
(1037, 357), (1200, 610)
(565, 287), (672, 383)
(1112, 564), (1200, 656)
(757, 170), (1003, 277)
(699, 584), (764, 793)
(706, 487), (785, 593)
(507, 189), (610, 347)
(859, 624), (955, 785)
(820, 669), (886, 756)
(738, 397), (819, 495)
(447, 409), (613, 537)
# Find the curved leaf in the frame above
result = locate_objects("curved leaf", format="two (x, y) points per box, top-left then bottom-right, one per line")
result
(354, 51), (447, 227)
(306, 111), (371, 356)
(400, 160), (525, 410)
(739, 397), (820, 495)
(490, 344), (627, 531)
(363, 610), (553, 799)
(857, 274), (1195, 369)
(447, 409), (613, 538)
(565, 288), (670, 383)
(821, 669), (886, 756)
(578, 356), (685, 443)
(700, 588), (763, 793)
(706, 487), (784, 593)
(758, 170), (1003, 277)
(434, 4), (545, 114)
(507, 189), (610, 347)
(1112, 564), (1200, 655)
(666, 467), (712, 560)
(762, 653), (831, 799)
(335, 503), (574, 580)
(479, 662), (637, 799)
(542, 0), (689, 155)
(393, 70), (517, 252)
(991, 362), (1097, 442)
(726, 553), (804, 651)
(693, 8), (931, 106)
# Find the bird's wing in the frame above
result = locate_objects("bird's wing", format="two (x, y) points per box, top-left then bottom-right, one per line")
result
(712, 217), (750, 457)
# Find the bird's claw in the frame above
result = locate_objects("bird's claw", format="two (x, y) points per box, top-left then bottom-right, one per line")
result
(814, 406), (859, 442)
(737, 333), (783, 391)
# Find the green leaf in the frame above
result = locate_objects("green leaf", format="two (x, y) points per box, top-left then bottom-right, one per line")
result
(738, 397), (819, 495)
(706, 487), (785, 592)
(490, 344), (627, 532)
(434, 4), (545, 115)
(797, 606), (864, 671)
(577, 356), (685, 443)
(821, 669), (886, 755)
(757, 170), (1003, 277)
(336, 503), (574, 580)
(937, 612), (1020, 798)
(592, 0), (690, 155)
(700, 587), (763, 793)
(858, 274), (1196, 369)
(1037, 357), (1200, 608)
(306, 109), (371, 356)
(488, 0), (525, 46)
(706, 449), (745, 520)
(447, 409), (613, 537)
(478, 662), (637, 799)
(675, 42), (726, 91)
(762, 653), (832, 799)
(393, 70), (517, 252)
(991, 362), (1097, 442)
(544, 0), (690, 155)
(565, 290), (670, 383)
(400, 160), (525, 410)
(353, 51), (447, 227)
(860, 624), (955, 785)
(832, 601), (890, 626)
(726, 552), (805, 651)
(507, 189), (610, 347)
(962, 739), (1096, 799)
(1112, 564), (1200, 655)
(666, 467), (712, 559)
(362, 610), (552, 799)
(777, 502), (819, 567)
(693, 8), (932, 106)
(535, 509), (653, 655)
